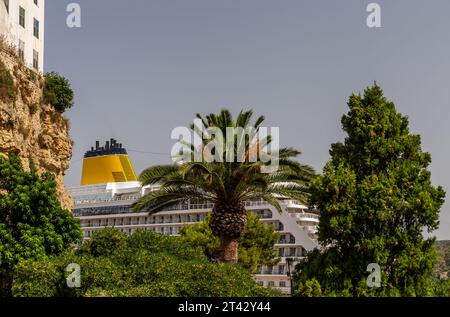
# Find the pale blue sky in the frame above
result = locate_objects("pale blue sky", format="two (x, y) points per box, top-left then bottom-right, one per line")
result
(45, 0), (450, 239)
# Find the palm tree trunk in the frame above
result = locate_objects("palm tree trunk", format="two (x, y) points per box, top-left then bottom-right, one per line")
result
(219, 237), (239, 263)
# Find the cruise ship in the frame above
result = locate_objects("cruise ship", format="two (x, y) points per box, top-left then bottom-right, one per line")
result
(70, 139), (320, 293)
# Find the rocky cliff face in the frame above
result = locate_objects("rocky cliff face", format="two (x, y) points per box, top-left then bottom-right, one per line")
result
(0, 44), (73, 210)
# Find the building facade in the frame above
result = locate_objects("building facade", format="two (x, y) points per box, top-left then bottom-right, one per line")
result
(1, 0), (45, 71)
(70, 140), (320, 294)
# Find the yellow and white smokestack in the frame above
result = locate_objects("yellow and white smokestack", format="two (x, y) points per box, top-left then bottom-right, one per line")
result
(81, 139), (137, 185)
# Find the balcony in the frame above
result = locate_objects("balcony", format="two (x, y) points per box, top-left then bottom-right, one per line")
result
(260, 269), (286, 275)
(188, 203), (214, 210)
(292, 212), (319, 221)
(74, 194), (141, 205)
(245, 200), (270, 207)
(253, 209), (273, 219)
(281, 200), (306, 207)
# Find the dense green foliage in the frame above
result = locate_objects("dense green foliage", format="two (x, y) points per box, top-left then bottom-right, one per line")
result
(43, 72), (74, 112)
(80, 227), (127, 258)
(0, 59), (17, 103)
(179, 212), (280, 271)
(293, 84), (446, 297)
(133, 109), (315, 262)
(13, 228), (279, 297)
(0, 154), (82, 296)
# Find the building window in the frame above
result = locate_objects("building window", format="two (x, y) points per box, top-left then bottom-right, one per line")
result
(33, 50), (39, 70)
(33, 19), (39, 38)
(279, 281), (286, 288)
(18, 40), (25, 61)
(257, 281), (264, 286)
(19, 7), (25, 28)
(289, 248), (296, 257)
(4, 0), (9, 13)
(268, 281), (275, 287)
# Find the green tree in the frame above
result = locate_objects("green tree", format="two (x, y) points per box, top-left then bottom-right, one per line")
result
(78, 227), (126, 257)
(133, 109), (315, 262)
(293, 84), (446, 296)
(43, 72), (74, 112)
(13, 229), (279, 297)
(0, 154), (82, 296)
(179, 212), (280, 271)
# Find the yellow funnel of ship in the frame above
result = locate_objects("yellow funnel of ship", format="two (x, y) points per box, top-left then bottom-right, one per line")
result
(81, 139), (137, 185)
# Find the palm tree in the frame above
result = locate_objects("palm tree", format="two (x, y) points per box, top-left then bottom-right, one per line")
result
(132, 109), (315, 262)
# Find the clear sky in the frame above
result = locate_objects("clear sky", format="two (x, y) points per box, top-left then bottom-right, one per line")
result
(45, 0), (450, 239)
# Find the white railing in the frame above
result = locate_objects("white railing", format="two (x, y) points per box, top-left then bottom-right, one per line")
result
(245, 200), (270, 207)
(74, 195), (141, 205)
(292, 212), (319, 220)
(189, 203), (214, 210)
(281, 200), (306, 207)
(75, 197), (271, 210)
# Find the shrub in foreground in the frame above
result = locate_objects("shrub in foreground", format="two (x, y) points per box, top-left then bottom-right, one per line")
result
(13, 229), (279, 297)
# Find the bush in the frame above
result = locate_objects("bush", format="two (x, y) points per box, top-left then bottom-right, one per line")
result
(0, 154), (82, 296)
(292, 278), (322, 297)
(12, 259), (62, 297)
(0, 59), (17, 103)
(13, 229), (279, 297)
(78, 228), (127, 257)
(43, 72), (74, 112)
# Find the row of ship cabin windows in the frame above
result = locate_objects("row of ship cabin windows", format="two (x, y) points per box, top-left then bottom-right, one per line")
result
(257, 280), (287, 288)
(259, 263), (288, 275)
(277, 246), (304, 258)
(84, 226), (180, 238)
(81, 213), (207, 227)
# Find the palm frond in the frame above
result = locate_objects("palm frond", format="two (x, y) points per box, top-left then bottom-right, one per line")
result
(139, 165), (179, 185)
(135, 109), (315, 223)
(132, 186), (213, 212)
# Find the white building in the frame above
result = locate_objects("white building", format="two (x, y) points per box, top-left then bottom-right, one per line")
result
(0, 0), (45, 71)
(70, 182), (320, 294)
